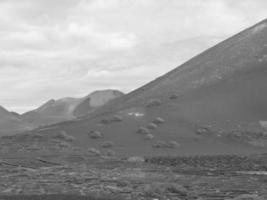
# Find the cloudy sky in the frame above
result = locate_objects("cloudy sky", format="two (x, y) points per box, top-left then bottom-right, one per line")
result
(0, 0), (266, 113)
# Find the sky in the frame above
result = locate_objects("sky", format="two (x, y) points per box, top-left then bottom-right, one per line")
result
(0, 0), (266, 113)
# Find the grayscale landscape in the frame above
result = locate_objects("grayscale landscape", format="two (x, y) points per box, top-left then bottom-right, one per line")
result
(0, 0), (267, 200)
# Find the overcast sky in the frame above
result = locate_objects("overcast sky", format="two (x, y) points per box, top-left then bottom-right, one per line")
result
(0, 0), (266, 113)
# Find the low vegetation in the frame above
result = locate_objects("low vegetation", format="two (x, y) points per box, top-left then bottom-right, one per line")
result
(153, 117), (165, 125)
(136, 127), (150, 134)
(152, 140), (179, 148)
(88, 148), (101, 156)
(169, 94), (178, 100)
(105, 150), (116, 157)
(100, 115), (123, 125)
(101, 141), (114, 148)
(147, 122), (158, 130)
(144, 133), (154, 140)
(146, 99), (162, 108)
(89, 131), (103, 139)
(54, 131), (75, 142)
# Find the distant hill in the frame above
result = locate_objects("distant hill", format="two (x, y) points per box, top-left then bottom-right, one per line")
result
(22, 90), (124, 127)
(0, 106), (32, 136)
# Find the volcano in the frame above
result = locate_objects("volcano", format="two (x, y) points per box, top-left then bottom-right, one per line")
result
(5, 19), (267, 156)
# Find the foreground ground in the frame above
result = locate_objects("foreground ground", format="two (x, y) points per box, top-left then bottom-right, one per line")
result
(0, 153), (267, 200)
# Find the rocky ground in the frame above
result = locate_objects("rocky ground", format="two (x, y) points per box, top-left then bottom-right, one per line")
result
(0, 154), (267, 200)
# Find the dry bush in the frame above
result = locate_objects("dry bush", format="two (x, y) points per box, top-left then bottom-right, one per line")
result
(54, 131), (75, 142)
(145, 133), (154, 140)
(146, 99), (162, 108)
(127, 156), (145, 162)
(168, 141), (180, 148)
(153, 117), (165, 125)
(89, 131), (103, 139)
(169, 94), (178, 100)
(147, 122), (158, 130)
(152, 140), (179, 148)
(100, 118), (110, 124)
(144, 182), (187, 197)
(195, 126), (213, 136)
(101, 141), (114, 148)
(152, 141), (170, 148)
(88, 148), (101, 156)
(136, 127), (150, 134)
(231, 194), (265, 200)
(105, 149), (116, 157)
(112, 115), (123, 122)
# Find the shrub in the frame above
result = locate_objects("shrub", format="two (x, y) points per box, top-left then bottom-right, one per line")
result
(152, 141), (170, 148)
(144, 182), (187, 198)
(195, 126), (213, 136)
(100, 118), (110, 124)
(127, 156), (145, 162)
(259, 120), (267, 130)
(101, 141), (114, 148)
(106, 150), (116, 157)
(232, 194), (264, 200)
(169, 94), (178, 100)
(54, 131), (75, 142)
(89, 131), (103, 139)
(147, 122), (158, 130)
(112, 115), (123, 122)
(153, 117), (165, 125)
(152, 140), (179, 148)
(146, 99), (162, 108)
(88, 148), (101, 156)
(136, 127), (150, 134)
(145, 133), (154, 140)
(168, 141), (180, 148)
(58, 141), (71, 149)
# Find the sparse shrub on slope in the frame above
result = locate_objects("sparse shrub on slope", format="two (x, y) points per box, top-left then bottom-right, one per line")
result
(146, 99), (162, 108)
(259, 120), (267, 130)
(101, 141), (114, 148)
(111, 115), (123, 122)
(105, 149), (116, 157)
(153, 117), (165, 125)
(136, 127), (150, 134)
(99, 115), (123, 124)
(168, 141), (180, 148)
(144, 182), (187, 198)
(100, 118), (110, 124)
(152, 140), (180, 148)
(54, 131), (75, 142)
(195, 126), (213, 136)
(89, 131), (103, 139)
(127, 156), (145, 162)
(231, 194), (265, 200)
(88, 148), (101, 156)
(169, 94), (178, 100)
(152, 141), (170, 148)
(145, 133), (154, 140)
(147, 122), (158, 130)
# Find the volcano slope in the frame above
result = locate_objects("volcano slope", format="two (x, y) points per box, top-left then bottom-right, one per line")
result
(4, 19), (267, 156)
(0, 106), (32, 136)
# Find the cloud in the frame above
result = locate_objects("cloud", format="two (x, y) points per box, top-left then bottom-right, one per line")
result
(0, 0), (266, 113)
